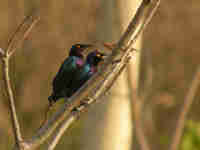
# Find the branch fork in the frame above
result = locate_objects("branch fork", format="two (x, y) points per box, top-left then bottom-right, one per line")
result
(0, 0), (161, 150)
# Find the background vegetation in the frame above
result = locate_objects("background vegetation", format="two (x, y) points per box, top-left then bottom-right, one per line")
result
(0, 0), (200, 150)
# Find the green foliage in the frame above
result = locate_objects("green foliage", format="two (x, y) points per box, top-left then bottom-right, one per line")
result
(180, 120), (200, 150)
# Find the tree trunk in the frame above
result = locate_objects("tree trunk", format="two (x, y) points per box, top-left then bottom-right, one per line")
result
(80, 0), (141, 150)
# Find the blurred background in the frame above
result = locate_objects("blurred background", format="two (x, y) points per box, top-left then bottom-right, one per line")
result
(0, 0), (200, 150)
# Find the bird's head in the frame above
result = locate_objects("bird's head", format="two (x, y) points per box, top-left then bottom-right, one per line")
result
(86, 50), (106, 66)
(69, 44), (92, 58)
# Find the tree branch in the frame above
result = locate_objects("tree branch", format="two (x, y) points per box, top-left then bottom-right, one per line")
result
(47, 60), (128, 150)
(7, 13), (40, 57)
(31, 0), (160, 149)
(0, 48), (5, 57)
(0, 13), (40, 150)
(169, 67), (200, 150)
(1, 0), (159, 149)
(1, 58), (23, 148)
(127, 63), (151, 150)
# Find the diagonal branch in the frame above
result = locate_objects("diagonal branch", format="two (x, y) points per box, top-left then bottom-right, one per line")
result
(46, 0), (161, 149)
(12, 0), (160, 149)
(0, 13), (40, 150)
(0, 0), (159, 149)
(169, 67), (200, 150)
(47, 54), (130, 150)
(36, 0), (160, 149)
(47, 110), (79, 150)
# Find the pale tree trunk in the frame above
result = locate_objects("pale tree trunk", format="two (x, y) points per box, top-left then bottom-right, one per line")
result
(81, 0), (141, 150)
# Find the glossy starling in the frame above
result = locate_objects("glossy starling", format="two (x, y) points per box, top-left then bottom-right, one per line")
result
(68, 50), (106, 96)
(48, 44), (92, 104)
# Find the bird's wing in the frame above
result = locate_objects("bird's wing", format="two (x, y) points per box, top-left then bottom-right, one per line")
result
(68, 65), (92, 96)
(52, 57), (76, 93)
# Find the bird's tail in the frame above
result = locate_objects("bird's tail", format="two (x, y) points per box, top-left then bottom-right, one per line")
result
(39, 96), (54, 129)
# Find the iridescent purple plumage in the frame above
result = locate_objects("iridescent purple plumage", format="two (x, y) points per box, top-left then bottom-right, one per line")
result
(68, 50), (105, 96)
(48, 44), (92, 104)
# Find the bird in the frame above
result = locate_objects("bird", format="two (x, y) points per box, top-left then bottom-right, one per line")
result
(48, 43), (92, 105)
(68, 50), (106, 96)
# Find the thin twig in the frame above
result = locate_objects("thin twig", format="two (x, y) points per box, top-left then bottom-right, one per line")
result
(0, 13), (40, 150)
(6, 15), (31, 53)
(169, 67), (200, 150)
(1, 58), (23, 148)
(0, 48), (5, 57)
(127, 64), (151, 150)
(7, 13), (40, 57)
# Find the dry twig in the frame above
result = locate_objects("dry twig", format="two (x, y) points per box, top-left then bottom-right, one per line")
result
(0, 48), (5, 57)
(6, 13), (40, 57)
(169, 67), (200, 150)
(0, 13), (40, 150)
(127, 64), (151, 150)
